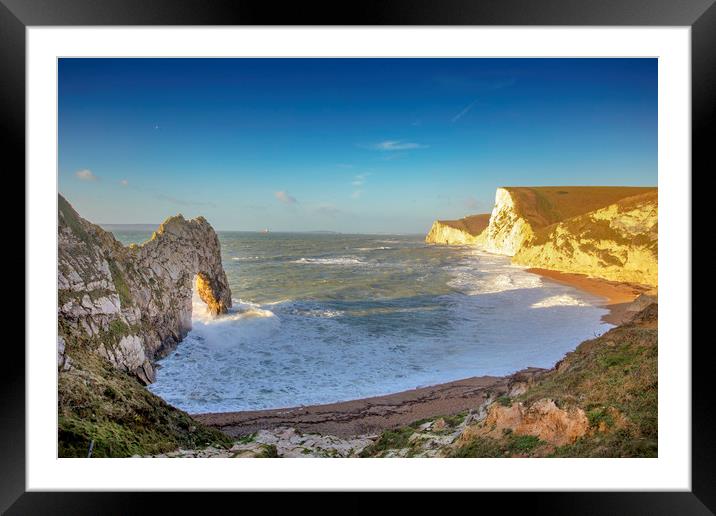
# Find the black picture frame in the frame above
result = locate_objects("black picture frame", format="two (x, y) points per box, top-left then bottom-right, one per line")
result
(5, 0), (710, 512)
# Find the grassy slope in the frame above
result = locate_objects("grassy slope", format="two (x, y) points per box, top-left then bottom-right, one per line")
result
(59, 350), (232, 457)
(506, 186), (657, 229)
(362, 304), (658, 458)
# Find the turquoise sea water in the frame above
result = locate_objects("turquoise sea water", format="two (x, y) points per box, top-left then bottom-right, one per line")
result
(111, 230), (611, 413)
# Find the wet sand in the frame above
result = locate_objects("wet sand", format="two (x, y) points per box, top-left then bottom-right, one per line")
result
(194, 369), (544, 438)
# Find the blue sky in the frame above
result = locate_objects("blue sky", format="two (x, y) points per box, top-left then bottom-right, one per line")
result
(58, 58), (657, 233)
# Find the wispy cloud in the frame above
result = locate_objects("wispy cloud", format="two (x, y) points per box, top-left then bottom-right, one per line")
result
(369, 140), (428, 151)
(119, 179), (129, 186)
(274, 190), (298, 205)
(351, 173), (370, 187)
(451, 100), (479, 123)
(75, 169), (97, 181)
(155, 194), (216, 208)
(350, 173), (371, 199)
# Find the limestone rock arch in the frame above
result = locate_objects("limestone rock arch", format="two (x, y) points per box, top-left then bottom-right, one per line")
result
(58, 194), (232, 384)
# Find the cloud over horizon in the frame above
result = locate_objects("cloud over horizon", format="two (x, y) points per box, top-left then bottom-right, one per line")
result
(274, 190), (298, 205)
(351, 173), (371, 199)
(75, 169), (97, 181)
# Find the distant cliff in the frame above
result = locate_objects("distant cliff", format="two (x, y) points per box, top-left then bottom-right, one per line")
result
(425, 214), (490, 245)
(425, 186), (658, 287)
(477, 187), (655, 256)
(58, 194), (232, 384)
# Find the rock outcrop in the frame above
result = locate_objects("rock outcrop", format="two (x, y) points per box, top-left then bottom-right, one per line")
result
(425, 214), (490, 245)
(58, 194), (231, 384)
(457, 398), (589, 447)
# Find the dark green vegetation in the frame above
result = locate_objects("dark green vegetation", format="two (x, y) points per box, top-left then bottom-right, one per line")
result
(359, 427), (415, 457)
(59, 194), (94, 246)
(59, 350), (232, 457)
(107, 259), (133, 308)
(450, 434), (545, 458)
(256, 444), (279, 458)
(359, 411), (468, 458)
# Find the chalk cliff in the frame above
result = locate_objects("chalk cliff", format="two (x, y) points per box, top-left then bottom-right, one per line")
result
(58, 194), (232, 384)
(426, 186), (658, 287)
(513, 191), (658, 286)
(477, 186), (655, 257)
(425, 214), (490, 245)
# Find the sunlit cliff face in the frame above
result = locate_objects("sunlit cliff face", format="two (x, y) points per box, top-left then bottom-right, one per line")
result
(478, 188), (536, 257)
(195, 272), (231, 316)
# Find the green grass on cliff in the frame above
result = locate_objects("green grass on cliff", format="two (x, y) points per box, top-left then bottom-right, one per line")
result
(59, 194), (94, 246)
(450, 433), (545, 458)
(453, 304), (658, 458)
(107, 259), (133, 308)
(59, 350), (231, 457)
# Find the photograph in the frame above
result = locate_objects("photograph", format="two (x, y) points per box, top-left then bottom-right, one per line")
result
(56, 57), (659, 459)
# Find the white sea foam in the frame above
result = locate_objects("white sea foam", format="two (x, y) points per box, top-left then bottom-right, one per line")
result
(446, 252), (543, 295)
(291, 256), (365, 265)
(191, 295), (276, 324)
(531, 295), (591, 308)
(231, 255), (262, 262)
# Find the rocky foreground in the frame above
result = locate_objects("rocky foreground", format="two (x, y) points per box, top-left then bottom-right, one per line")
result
(148, 299), (657, 458)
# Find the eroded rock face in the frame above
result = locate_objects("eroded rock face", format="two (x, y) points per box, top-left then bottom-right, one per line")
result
(458, 398), (589, 447)
(57, 194), (231, 384)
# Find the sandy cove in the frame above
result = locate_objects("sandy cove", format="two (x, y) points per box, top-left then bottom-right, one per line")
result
(195, 269), (649, 439)
(526, 268), (654, 325)
(194, 369), (544, 439)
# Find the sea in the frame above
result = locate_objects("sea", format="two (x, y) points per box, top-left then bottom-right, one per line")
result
(109, 230), (611, 414)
